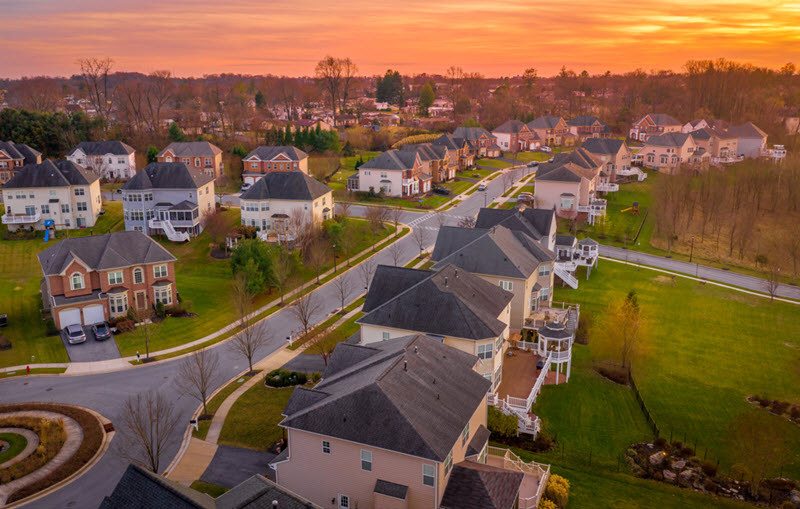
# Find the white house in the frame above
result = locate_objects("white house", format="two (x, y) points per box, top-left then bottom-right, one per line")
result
(66, 141), (136, 179)
(347, 149), (431, 197)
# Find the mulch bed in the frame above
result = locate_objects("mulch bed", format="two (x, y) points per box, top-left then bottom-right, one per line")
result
(0, 403), (105, 503)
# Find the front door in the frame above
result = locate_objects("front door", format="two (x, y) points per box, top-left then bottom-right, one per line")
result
(135, 291), (146, 310)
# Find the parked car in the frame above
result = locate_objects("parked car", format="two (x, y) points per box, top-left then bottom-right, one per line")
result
(65, 324), (87, 344)
(478, 184), (487, 191)
(540, 146), (552, 153)
(433, 186), (452, 195)
(240, 183), (252, 192)
(92, 322), (112, 341)
(518, 192), (534, 202)
(527, 161), (539, 167)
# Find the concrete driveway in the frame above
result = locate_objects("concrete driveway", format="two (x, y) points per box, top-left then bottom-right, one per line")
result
(60, 326), (121, 362)
(200, 445), (276, 487)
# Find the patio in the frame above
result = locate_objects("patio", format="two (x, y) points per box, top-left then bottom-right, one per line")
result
(496, 348), (566, 402)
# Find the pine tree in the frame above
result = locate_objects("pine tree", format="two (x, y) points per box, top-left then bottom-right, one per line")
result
(283, 125), (293, 146)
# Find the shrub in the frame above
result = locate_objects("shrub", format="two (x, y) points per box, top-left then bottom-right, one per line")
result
(671, 441), (683, 451)
(704, 479), (717, 492)
(264, 369), (307, 388)
(155, 301), (166, 319)
(755, 395), (771, 407)
(538, 500), (557, 509)
(575, 311), (592, 345)
(790, 406), (800, 420)
(487, 406), (518, 439)
(680, 446), (695, 457)
(780, 501), (795, 509)
(596, 365), (628, 385)
(653, 471), (664, 481)
(312, 372), (322, 383)
(233, 224), (257, 239)
(771, 400), (790, 415)
(44, 319), (59, 336)
(654, 437), (667, 448)
(543, 474), (570, 509)
(700, 460), (718, 477)
(533, 431), (556, 452)
(126, 307), (136, 321)
(116, 320), (135, 333)
(730, 463), (751, 482)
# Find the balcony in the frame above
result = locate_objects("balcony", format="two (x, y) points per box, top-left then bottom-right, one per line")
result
(596, 182), (619, 192)
(2, 212), (41, 224)
(486, 447), (550, 509)
(711, 155), (744, 164)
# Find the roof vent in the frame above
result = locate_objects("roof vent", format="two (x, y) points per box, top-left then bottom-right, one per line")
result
(272, 502), (278, 508)
(403, 360), (408, 371)
(444, 277), (448, 287)
(343, 414), (347, 422)
(414, 346), (418, 354)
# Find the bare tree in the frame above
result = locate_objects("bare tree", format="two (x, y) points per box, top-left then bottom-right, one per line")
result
(365, 206), (386, 251)
(357, 257), (376, 291)
(725, 411), (790, 496)
(201, 208), (229, 250)
(435, 210), (447, 228)
(175, 348), (222, 417)
(460, 215), (476, 228)
(231, 272), (256, 327)
(129, 307), (161, 360)
(289, 208), (315, 255)
(291, 291), (321, 336)
(77, 57), (115, 127)
(228, 319), (270, 375)
(315, 56), (344, 124)
(591, 291), (642, 369)
(340, 224), (358, 266)
(337, 201), (351, 218)
(307, 239), (330, 284)
(339, 58), (359, 111)
(412, 227), (429, 255)
(116, 391), (180, 473)
(332, 275), (352, 314)
(764, 265), (781, 302)
(389, 206), (403, 237)
(271, 249), (293, 305)
(306, 329), (346, 367)
(388, 242), (403, 266)
(501, 171), (514, 193)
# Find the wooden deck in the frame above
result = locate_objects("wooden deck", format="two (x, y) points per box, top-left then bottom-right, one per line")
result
(496, 349), (567, 401)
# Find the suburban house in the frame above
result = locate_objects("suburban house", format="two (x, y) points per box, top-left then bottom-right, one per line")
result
(581, 138), (644, 183)
(102, 464), (320, 508)
(120, 162), (215, 241)
(629, 114), (682, 142)
(492, 120), (540, 152)
(239, 171), (333, 239)
(681, 118), (729, 133)
(474, 207), (557, 251)
(452, 127), (501, 158)
(688, 127), (740, 163)
(566, 115), (611, 141)
(401, 143), (452, 183)
(157, 141), (224, 180)
(272, 334), (551, 509)
(2, 160), (102, 231)
(534, 149), (607, 223)
(430, 225), (556, 331)
(66, 141), (136, 179)
(38, 230), (177, 329)
(432, 133), (474, 171)
(293, 118), (333, 132)
(347, 149), (432, 197)
(726, 122), (768, 158)
(527, 116), (575, 147)
(0, 140), (42, 185)
(242, 146), (310, 185)
(638, 132), (705, 173)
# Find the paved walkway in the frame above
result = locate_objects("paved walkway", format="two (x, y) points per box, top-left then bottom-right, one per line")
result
(0, 427), (39, 469)
(0, 411), (83, 505)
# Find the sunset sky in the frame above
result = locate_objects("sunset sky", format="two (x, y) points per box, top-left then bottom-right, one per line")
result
(3, 0), (800, 78)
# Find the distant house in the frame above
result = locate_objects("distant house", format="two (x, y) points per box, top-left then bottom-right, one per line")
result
(120, 162), (215, 241)
(726, 122), (768, 159)
(527, 116), (575, 147)
(38, 231), (177, 329)
(474, 206), (558, 251)
(433, 133), (474, 171)
(688, 127), (739, 163)
(2, 160), (101, 231)
(580, 138), (641, 182)
(534, 149), (607, 223)
(293, 118), (333, 132)
(347, 149), (432, 197)
(239, 171), (333, 237)
(566, 115), (611, 141)
(492, 120), (540, 152)
(241, 146), (310, 185)
(66, 141), (136, 179)
(157, 141), (224, 180)
(452, 127), (501, 158)
(102, 463), (320, 509)
(639, 132), (706, 173)
(629, 113), (682, 142)
(401, 143), (452, 183)
(0, 141), (42, 185)
(273, 334), (551, 509)
(681, 118), (729, 134)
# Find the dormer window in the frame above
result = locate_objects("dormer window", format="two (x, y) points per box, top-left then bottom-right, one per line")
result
(70, 273), (84, 290)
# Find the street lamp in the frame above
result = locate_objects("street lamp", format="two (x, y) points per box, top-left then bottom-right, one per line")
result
(689, 235), (695, 263)
(483, 191), (487, 207)
(332, 244), (337, 273)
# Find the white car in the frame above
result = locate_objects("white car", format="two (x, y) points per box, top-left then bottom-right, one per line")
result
(540, 146), (552, 153)
(478, 184), (487, 191)
(240, 183), (252, 192)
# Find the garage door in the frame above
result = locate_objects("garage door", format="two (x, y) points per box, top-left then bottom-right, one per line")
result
(58, 308), (82, 328)
(82, 304), (105, 325)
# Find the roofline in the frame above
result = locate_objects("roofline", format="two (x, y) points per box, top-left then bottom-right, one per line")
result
(352, 322), (505, 343)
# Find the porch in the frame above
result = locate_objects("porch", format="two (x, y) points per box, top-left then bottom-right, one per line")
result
(495, 349), (565, 402)
(486, 447), (550, 509)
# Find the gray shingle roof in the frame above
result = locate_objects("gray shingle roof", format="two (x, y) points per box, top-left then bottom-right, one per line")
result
(0, 141), (41, 165)
(358, 264), (513, 340)
(240, 171), (331, 201)
(360, 149), (419, 171)
(492, 120), (528, 134)
(216, 475), (320, 509)
(401, 143), (448, 161)
(433, 133), (467, 150)
(536, 148), (600, 183)
(431, 225), (554, 279)
(121, 162), (213, 191)
(2, 160), (100, 189)
(440, 461), (524, 509)
(38, 230), (176, 275)
(581, 138), (625, 155)
(452, 127), (496, 141)
(244, 145), (309, 162)
(158, 141), (222, 158)
(527, 116), (563, 129)
(466, 424), (490, 457)
(638, 113), (681, 126)
(644, 132), (692, 148)
(726, 121), (767, 139)
(566, 115), (610, 130)
(374, 479), (408, 500)
(68, 140), (134, 156)
(281, 335), (491, 461)
(474, 207), (556, 242)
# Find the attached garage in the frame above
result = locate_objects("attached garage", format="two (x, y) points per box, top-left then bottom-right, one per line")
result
(82, 304), (105, 325)
(58, 308), (82, 328)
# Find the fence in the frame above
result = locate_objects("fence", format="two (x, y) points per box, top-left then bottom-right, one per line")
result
(628, 366), (660, 438)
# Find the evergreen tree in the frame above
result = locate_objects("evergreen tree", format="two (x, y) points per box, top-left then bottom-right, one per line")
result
(418, 82), (435, 117)
(254, 90), (266, 109)
(168, 122), (187, 142)
(146, 146), (159, 163)
(283, 125), (293, 146)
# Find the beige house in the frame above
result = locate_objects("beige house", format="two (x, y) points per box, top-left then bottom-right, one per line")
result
(239, 171), (333, 237)
(639, 132), (701, 173)
(272, 334), (550, 509)
(401, 143), (453, 183)
(689, 127), (739, 163)
(157, 141), (224, 180)
(580, 138), (639, 183)
(2, 160), (102, 231)
(431, 225), (555, 331)
(527, 116), (575, 147)
(534, 149), (607, 224)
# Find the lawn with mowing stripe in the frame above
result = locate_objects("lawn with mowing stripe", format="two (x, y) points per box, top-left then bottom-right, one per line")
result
(502, 151), (554, 163)
(461, 168), (496, 179)
(476, 158), (513, 169)
(219, 385), (295, 450)
(442, 180), (473, 195)
(511, 184), (535, 198)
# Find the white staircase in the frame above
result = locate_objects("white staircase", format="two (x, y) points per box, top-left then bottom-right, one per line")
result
(150, 219), (190, 242)
(554, 265), (579, 289)
(492, 397), (540, 436)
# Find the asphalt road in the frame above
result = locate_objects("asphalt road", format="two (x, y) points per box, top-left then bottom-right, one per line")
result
(0, 165), (530, 509)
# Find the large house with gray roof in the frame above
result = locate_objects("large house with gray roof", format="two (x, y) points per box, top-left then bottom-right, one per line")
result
(0, 140), (41, 185)
(533, 148), (607, 223)
(38, 230), (177, 329)
(2, 160), (102, 232)
(66, 140), (136, 179)
(566, 115), (611, 141)
(452, 126), (501, 158)
(120, 162), (215, 241)
(400, 142), (452, 183)
(527, 116), (575, 147)
(157, 141), (224, 180)
(432, 132), (474, 170)
(272, 334), (551, 509)
(347, 149), (432, 197)
(242, 145), (310, 184)
(629, 113), (682, 142)
(492, 120), (540, 152)
(638, 131), (708, 173)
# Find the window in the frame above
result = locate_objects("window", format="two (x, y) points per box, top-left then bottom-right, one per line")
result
(444, 449), (453, 476)
(540, 287), (550, 301)
(74, 188), (85, 196)
(155, 287), (172, 305)
(338, 495), (350, 509)
(108, 271), (123, 285)
(244, 202), (259, 212)
(49, 190), (56, 196)
(360, 450), (372, 471)
(110, 293), (128, 314)
(560, 197), (573, 209)
(154, 265), (168, 278)
(477, 343), (493, 360)
(423, 464), (435, 487)
(118, 157), (125, 164)
(77, 202), (87, 211)
(134, 269), (143, 284)
(304, 203), (308, 210)
(499, 280), (513, 291)
(495, 336), (503, 352)
(70, 273), (84, 290)
(538, 264), (551, 276)
(322, 440), (330, 454)
(166, 156), (173, 162)
(251, 162), (258, 169)
(25, 205), (36, 216)
(64, 219), (70, 227)
(461, 422), (470, 445)
(381, 331), (390, 341)
(205, 158), (212, 166)
(61, 204), (70, 213)
(261, 202), (270, 211)
(144, 193), (153, 201)
(182, 158), (190, 164)
(195, 158), (201, 167)
(130, 210), (143, 221)
(380, 172), (387, 178)
(41, 204), (50, 214)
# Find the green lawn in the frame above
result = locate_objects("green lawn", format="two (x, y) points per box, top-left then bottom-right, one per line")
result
(442, 180), (474, 196)
(502, 151), (553, 163)
(218, 385), (295, 450)
(511, 184), (535, 199)
(0, 432), (28, 464)
(475, 158), (513, 169)
(192, 374), (253, 440)
(288, 297), (365, 351)
(550, 262), (800, 478)
(461, 167), (496, 179)
(190, 481), (228, 498)
(499, 201), (517, 210)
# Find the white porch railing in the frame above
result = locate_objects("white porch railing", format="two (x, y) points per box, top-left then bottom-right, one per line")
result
(2, 213), (41, 224)
(548, 350), (571, 362)
(596, 182), (619, 192)
(487, 447), (551, 509)
(554, 264), (579, 289)
(149, 218), (190, 242)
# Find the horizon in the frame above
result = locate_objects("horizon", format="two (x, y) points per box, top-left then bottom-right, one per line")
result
(2, 0), (799, 79)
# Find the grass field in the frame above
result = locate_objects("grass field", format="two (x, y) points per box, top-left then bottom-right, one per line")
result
(218, 384), (295, 450)
(502, 151), (553, 163)
(190, 481), (228, 498)
(0, 432), (28, 464)
(192, 374), (253, 440)
(475, 158), (513, 169)
(462, 167), (496, 179)
(547, 262), (800, 479)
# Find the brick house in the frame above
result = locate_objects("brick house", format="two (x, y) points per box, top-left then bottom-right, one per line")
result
(157, 141), (224, 180)
(0, 141), (42, 185)
(566, 115), (612, 141)
(492, 120), (540, 152)
(452, 127), (501, 158)
(432, 133), (474, 171)
(401, 143), (452, 183)
(527, 116), (575, 147)
(628, 114), (682, 142)
(38, 231), (178, 329)
(241, 146), (310, 185)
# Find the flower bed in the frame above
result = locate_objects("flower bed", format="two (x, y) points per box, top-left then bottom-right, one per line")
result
(0, 416), (65, 484)
(748, 395), (800, 426)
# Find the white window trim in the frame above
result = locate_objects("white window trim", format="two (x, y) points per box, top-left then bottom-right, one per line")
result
(70, 273), (84, 290)
(322, 440), (331, 454)
(422, 464), (435, 487)
(108, 271), (124, 285)
(154, 265), (168, 278)
(361, 449), (372, 471)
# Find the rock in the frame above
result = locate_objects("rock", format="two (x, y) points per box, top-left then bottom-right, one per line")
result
(646, 442), (654, 449)
(679, 469), (695, 486)
(671, 459), (686, 470)
(650, 452), (665, 466)
(663, 470), (677, 482)
(790, 489), (800, 507)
